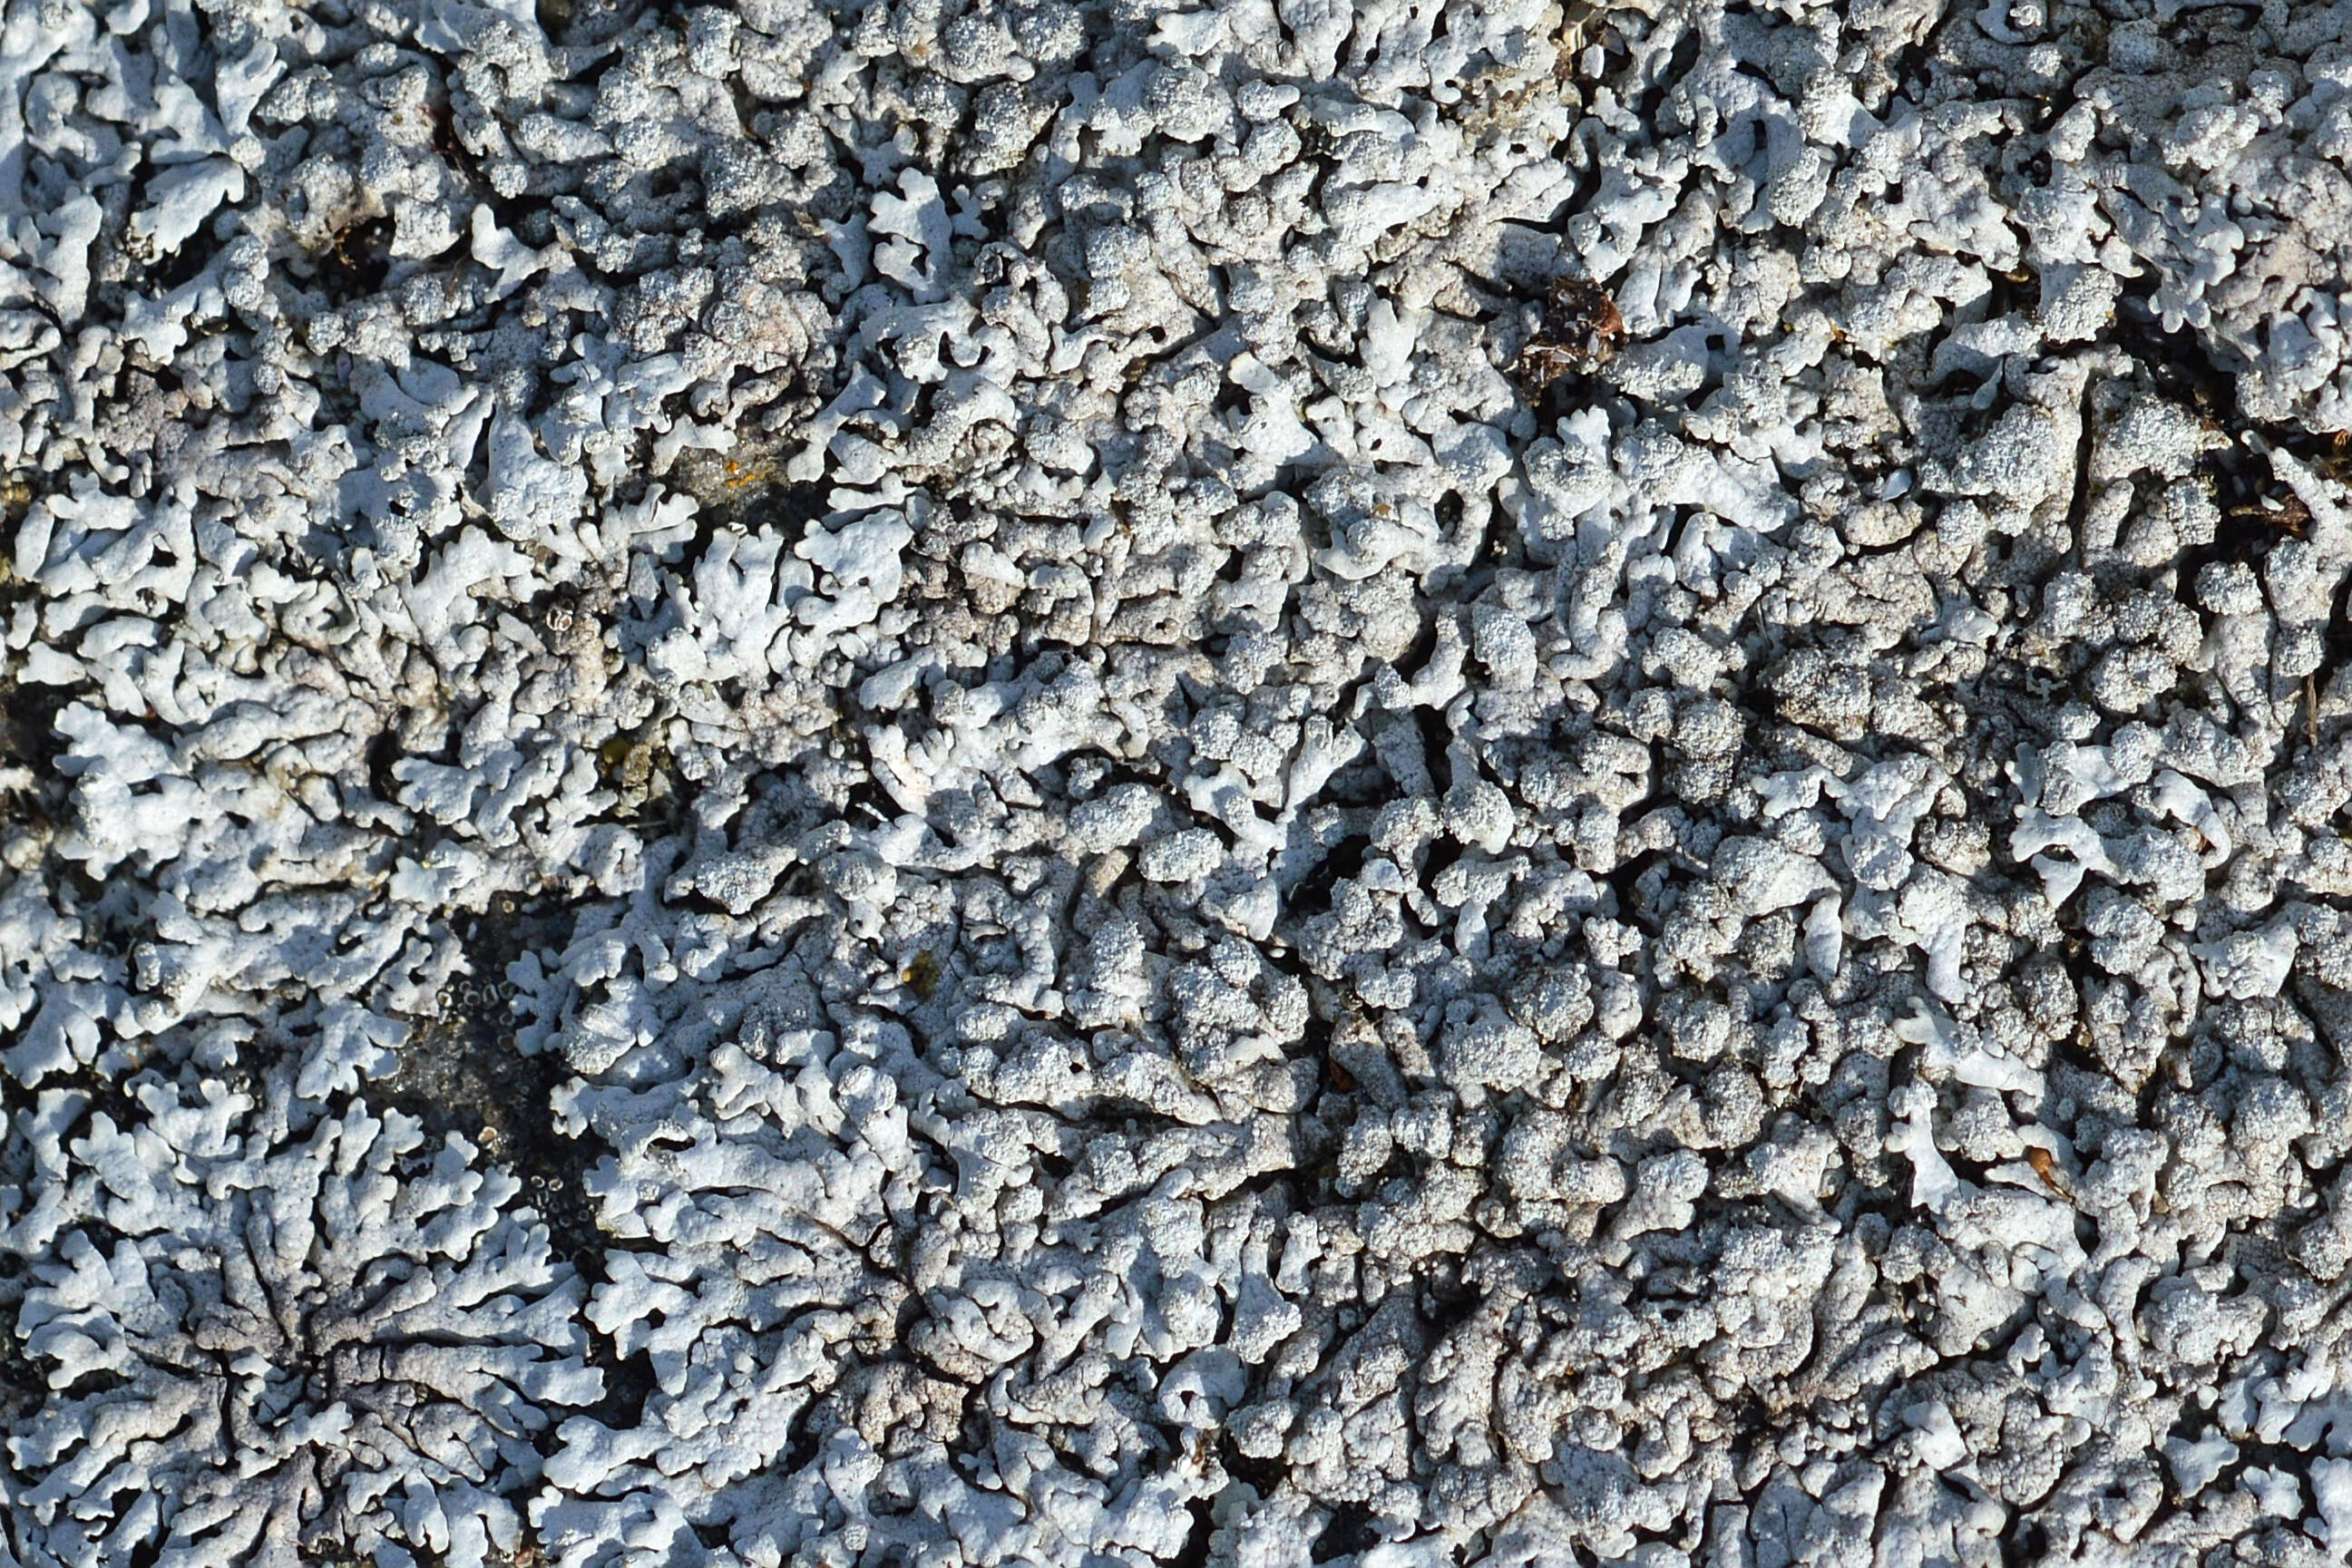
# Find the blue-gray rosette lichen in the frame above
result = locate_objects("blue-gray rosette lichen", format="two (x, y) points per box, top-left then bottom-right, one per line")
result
(9, 1078), (600, 1568)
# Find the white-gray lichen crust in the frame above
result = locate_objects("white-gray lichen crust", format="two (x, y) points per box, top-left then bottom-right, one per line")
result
(7, 1076), (601, 1568)
(15, 0), (2352, 1562)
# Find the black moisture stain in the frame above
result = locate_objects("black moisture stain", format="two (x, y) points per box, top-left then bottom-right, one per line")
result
(312, 213), (395, 304)
(376, 895), (604, 1278)
(1312, 1501), (1381, 1563)
(0, 664), (67, 822)
(1172, 1495), (1217, 1568)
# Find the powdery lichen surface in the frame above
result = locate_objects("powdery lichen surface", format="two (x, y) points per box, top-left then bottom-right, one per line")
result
(10, 0), (2352, 1564)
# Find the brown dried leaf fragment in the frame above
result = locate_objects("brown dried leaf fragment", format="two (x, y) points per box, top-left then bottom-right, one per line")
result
(1512, 278), (1625, 403)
